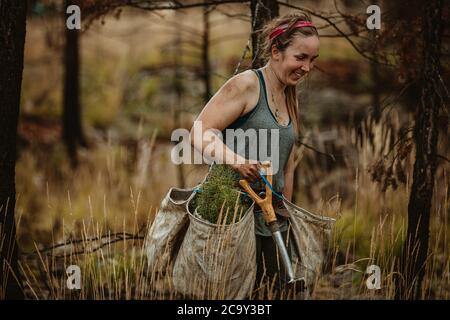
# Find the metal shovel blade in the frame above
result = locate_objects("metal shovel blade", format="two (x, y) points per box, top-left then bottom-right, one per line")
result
(272, 230), (306, 286)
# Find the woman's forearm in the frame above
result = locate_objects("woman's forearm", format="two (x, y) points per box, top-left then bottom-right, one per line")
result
(190, 126), (247, 166)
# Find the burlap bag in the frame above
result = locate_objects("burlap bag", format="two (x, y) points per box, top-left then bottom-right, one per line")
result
(172, 194), (256, 299)
(145, 186), (335, 299)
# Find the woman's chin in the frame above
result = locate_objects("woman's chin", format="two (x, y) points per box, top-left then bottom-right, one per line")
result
(291, 72), (303, 81)
(289, 76), (300, 85)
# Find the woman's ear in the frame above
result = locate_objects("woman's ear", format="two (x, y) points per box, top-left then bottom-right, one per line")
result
(271, 44), (281, 61)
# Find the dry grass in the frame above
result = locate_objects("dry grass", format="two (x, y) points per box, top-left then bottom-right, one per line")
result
(14, 4), (449, 300)
(15, 116), (449, 299)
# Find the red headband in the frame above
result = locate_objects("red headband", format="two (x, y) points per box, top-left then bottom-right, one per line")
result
(269, 21), (315, 40)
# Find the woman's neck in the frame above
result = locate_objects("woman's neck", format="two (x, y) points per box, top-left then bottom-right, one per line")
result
(263, 62), (286, 96)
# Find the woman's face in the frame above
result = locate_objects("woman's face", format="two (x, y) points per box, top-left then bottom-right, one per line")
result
(273, 34), (320, 86)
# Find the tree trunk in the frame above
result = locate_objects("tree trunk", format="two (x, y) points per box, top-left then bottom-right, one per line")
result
(173, 10), (185, 188)
(251, 0), (279, 69)
(202, 4), (212, 105)
(397, 0), (442, 300)
(366, 27), (382, 152)
(0, 0), (27, 300)
(370, 61), (381, 124)
(63, 0), (86, 168)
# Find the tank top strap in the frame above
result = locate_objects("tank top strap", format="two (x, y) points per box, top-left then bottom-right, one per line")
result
(253, 68), (291, 127)
(253, 69), (269, 107)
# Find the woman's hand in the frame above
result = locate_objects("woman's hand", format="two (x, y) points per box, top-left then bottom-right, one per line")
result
(230, 161), (262, 182)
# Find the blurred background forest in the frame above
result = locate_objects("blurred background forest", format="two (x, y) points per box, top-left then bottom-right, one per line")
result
(1, 0), (449, 299)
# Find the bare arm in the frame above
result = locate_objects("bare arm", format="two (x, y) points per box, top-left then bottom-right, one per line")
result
(283, 146), (296, 201)
(190, 70), (261, 181)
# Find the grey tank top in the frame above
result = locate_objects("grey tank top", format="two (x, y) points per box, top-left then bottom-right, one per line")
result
(224, 68), (295, 192)
(223, 68), (295, 236)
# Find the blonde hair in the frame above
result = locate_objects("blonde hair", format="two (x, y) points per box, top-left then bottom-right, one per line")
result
(260, 13), (318, 138)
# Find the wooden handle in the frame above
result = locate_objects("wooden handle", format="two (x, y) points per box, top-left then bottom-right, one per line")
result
(239, 161), (276, 224)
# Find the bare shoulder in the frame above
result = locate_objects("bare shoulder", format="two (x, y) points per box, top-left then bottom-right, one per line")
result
(221, 70), (259, 111)
(228, 69), (259, 92)
(196, 69), (259, 129)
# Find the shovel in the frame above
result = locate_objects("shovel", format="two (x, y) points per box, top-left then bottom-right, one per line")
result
(239, 161), (305, 286)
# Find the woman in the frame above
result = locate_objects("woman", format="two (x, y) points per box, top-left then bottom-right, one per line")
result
(190, 12), (319, 297)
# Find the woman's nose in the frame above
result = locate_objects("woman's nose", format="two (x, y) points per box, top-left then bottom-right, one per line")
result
(301, 63), (310, 73)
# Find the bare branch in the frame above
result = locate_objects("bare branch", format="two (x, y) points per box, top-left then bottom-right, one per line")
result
(234, 41), (251, 75)
(437, 154), (450, 164)
(128, 0), (250, 11)
(319, 30), (368, 38)
(298, 141), (336, 162)
(23, 232), (145, 259)
(215, 7), (251, 22)
(277, 1), (394, 66)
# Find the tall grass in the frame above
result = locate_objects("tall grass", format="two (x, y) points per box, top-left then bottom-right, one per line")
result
(15, 125), (449, 299)
(16, 8), (449, 300)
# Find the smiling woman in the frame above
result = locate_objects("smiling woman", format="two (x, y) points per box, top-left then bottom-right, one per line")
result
(258, 13), (319, 133)
(190, 12), (319, 298)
